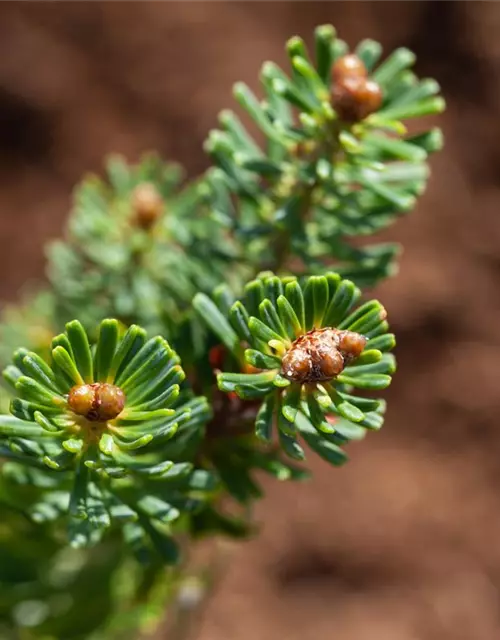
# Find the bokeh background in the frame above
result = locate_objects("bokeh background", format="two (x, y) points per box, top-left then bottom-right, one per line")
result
(1, 2), (499, 639)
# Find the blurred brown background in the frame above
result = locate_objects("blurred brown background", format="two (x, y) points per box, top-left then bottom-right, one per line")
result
(1, 1), (499, 639)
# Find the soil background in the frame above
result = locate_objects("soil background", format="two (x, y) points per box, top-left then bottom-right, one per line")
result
(1, 2), (500, 639)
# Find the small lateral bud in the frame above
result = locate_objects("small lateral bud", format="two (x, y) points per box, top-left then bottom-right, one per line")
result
(132, 182), (164, 229)
(281, 346), (312, 382)
(337, 330), (367, 364)
(332, 76), (383, 122)
(314, 338), (345, 379)
(332, 54), (367, 83)
(67, 385), (94, 417)
(68, 383), (126, 422)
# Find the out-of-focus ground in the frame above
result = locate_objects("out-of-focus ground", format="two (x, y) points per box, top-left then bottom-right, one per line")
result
(1, 2), (500, 639)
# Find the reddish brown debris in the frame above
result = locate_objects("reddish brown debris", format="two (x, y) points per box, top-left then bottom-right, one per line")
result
(280, 328), (367, 384)
(209, 343), (261, 375)
(68, 383), (126, 422)
(209, 344), (226, 370)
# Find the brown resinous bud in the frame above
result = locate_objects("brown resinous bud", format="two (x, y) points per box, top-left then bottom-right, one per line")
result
(68, 383), (126, 422)
(132, 182), (164, 230)
(280, 328), (367, 384)
(331, 54), (383, 122)
(332, 54), (368, 83)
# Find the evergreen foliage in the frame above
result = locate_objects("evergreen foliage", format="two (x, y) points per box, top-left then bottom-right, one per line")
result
(0, 25), (444, 638)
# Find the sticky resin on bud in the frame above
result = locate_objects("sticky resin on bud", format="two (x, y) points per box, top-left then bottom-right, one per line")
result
(280, 328), (367, 384)
(132, 182), (164, 229)
(68, 383), (126, 422)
